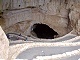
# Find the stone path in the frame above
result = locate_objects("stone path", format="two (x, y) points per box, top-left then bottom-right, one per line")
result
(9, 33), (80, 60)
(17, 46), (80, 60)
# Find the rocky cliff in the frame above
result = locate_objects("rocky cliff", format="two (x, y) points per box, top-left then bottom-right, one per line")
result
(1, 0), (80, 37)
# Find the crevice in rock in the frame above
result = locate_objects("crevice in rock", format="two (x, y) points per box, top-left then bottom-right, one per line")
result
(67, 8), (73, 32)
(26, 6), (36, 8)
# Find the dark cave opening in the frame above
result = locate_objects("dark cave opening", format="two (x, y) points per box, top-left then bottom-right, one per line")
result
(31, 23), (58, 39)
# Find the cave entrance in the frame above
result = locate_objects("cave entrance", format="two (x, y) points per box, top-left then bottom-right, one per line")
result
(31, 23), (58, 39)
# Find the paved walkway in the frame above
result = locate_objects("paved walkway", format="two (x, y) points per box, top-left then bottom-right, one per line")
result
(16, 46), (80, 60)
(9, 33), (80, 60)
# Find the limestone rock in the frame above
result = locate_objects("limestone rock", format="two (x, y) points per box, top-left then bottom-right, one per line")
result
(0, 26), (9, 59)
(69, 4), (80, 35)
(2, 0), (80, 37)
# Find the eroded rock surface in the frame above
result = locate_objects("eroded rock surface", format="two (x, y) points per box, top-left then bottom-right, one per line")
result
(0, 26), (9, 59)
(1, 0), (75, 37)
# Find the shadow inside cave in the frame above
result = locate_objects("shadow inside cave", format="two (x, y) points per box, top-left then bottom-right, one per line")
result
(31, 23), (58, 39)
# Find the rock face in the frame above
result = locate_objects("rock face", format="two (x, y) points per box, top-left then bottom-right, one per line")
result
(1, 0), (80, 37)
(69, 4), (80, 35)
(0, 26), (9, 59)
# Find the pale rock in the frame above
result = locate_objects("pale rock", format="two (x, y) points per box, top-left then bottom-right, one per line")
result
(0, 26), (9, 59)
(2, 0), (80, 36)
